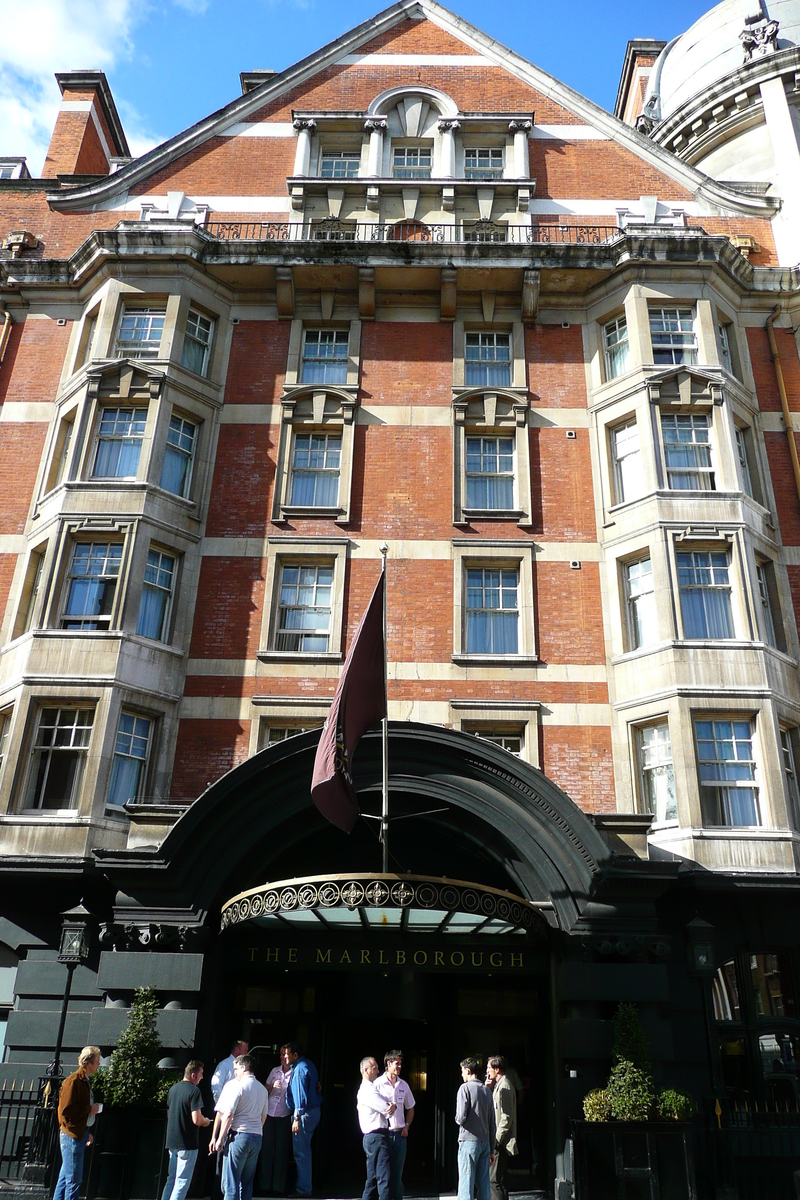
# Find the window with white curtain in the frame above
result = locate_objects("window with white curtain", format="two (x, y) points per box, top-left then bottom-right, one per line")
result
(136, 548), (176, 642)
(465, 436), (514, 509)
(638, 723), (676, 822)
(677, 550), (734, 639)
(289, 433), (341, 507)
(610, 419), (644, 504)
(695, 718), (759, 826)
(181, 310), (213, 376)
(275, 563), (333, 652)
(114, 307), (165, 359)
(465, 568), (519, 654)
(107, 712), (152, 808)
(625, 557), (657, 648)
(661, 412), (714, 490)
(160, 415), (197, 498)
(603, 315), (630, 379)
(92, 407), (147, 479)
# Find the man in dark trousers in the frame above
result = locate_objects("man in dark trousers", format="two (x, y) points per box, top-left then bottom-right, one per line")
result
(286, 1042), (322, 1197)
(486, 1057), (517, 1200)
(455, 1058), (495, 1200)
(54, 1045), (101, 1200)
(162, 1060), (211, 1200)
(357, 1057), (395, 1200)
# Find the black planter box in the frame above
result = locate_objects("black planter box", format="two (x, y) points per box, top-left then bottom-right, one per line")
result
(572, 1120), (697, 1200)
(84, 1108), (167, 1200)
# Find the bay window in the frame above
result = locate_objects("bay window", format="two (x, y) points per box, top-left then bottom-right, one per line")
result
(107, 712), (152, 808)
(695, 717), (759, 826)
(24, 707), (94, 810)
(160, 414), (197, 498)
(114, 306), (165, 359)
(677, 550), (734, 639)
(625, 557), (657, 648)
(661, 412), (714, 490)
(638, 722), (677, 822)
(62, 542), (122, 631)
(92, 407), (147, 479)
(136, 548), (176, 642)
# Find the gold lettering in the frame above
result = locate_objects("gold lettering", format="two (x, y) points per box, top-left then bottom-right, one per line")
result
(288, 948), (298, 963)
(510, 953), (524, 968)
(361, 950), (371, 965)
(490, 952), (502, 967)
(264, 948), (278, 963)
(316, 949), (331, 964)
(450, 951), (464, 967)
(413, 951), (427, 966)
(340, 950), (352, 964)
(396, 950), (406, 965)
(434, 951), (444, 966)
(249, 948), (258, 962)
(379, 950), (388, 965)
(471, 952), (484, 967)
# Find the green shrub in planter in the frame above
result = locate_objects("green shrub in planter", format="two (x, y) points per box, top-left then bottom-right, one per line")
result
(104, 986), (164, 1107)
(607, 1059), (655, 1122)
(657, 1088), (693, 1121)
(583, 1088), (612, 1122)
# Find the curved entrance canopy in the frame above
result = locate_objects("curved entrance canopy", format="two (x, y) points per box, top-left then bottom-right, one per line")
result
(221, 872), (550, 937)
(109, 723), (612, 932)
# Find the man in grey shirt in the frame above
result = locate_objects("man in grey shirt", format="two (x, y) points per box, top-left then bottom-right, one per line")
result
(455, 1058), (495, 1200)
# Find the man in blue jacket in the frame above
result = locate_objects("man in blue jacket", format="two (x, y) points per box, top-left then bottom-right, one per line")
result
(286, 1042), (322, 1196)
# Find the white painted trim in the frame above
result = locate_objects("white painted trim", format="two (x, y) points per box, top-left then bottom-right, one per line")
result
(60, 100), (93, 112)
(531, 125), (610, 141)
(0, 403), (53, 423)
(221, 122), (297, 139)
(337, 53), (494, 64)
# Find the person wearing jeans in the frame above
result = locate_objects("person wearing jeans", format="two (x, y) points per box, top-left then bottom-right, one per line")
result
(54, 1045), (101, 1200)
(210, 1055), (269, 1200)
(286, 1042), (322, 1197)
(455, 1058), (495, 1200)
(162, 1060), (211, 1200)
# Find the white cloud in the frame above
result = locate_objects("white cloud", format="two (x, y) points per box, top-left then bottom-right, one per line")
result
(0, 0), (174, 174)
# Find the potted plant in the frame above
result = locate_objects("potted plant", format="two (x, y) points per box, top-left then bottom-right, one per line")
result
(574, 1004), (696, 1199)
(87, 988), (180, 1200)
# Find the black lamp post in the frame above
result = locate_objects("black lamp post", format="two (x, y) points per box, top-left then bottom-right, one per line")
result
(48, 902), (94, 1078)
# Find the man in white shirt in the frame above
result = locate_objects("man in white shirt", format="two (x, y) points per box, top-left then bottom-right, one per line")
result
(258, 1044), (293, 1196)
(373, 1051), (415, 1200)
(211, 1039), (249, 1104)
(210, 1055), (269, 1200)
(357, 1057), (396, 1200)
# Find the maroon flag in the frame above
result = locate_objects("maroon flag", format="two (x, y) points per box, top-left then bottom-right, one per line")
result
(311, 572), (386, 832)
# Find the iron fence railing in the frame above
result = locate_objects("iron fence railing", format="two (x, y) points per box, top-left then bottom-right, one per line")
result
(0, 1079), (52, 1182)
(204, 219), (622, 246)
(707, 1097), (800, 1200)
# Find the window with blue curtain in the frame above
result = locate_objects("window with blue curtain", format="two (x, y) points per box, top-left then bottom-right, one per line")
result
(107, 712), (151, 807)
(290, 433), (341, 506)
(160, 415), (197, 497)
(62, 543), (122, 630)
(696, 718), (759, 826)
(465, 333), (511, 387)
(465, 437), (514, 509)
(136, 549), (175, 641)
(677, 550), (734, 639)
(301, 330), (349, 384)
(466, 568), (518, 654)
(92, 407), (147, 478)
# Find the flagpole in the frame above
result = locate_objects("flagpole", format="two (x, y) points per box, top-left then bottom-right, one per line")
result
(380, 542), (389, 873)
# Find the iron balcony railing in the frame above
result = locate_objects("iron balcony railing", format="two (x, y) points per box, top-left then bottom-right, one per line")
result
(205, 218), (622, 246)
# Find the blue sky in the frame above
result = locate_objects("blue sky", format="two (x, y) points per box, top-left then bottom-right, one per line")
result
(1, 0), (714, 174)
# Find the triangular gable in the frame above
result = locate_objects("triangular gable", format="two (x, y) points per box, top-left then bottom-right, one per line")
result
(48, 0), (776, 220)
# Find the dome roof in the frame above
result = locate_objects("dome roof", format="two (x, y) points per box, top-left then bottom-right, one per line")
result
(656, 0), (800, 120)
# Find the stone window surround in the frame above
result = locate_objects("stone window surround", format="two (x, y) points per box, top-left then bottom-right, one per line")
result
(593, 373), (769, 522)
(259, 535), (349, 664)
(272, 319), (360, 524)
(451, 538), (537, 664)
(618, 693), (800, 836)
(451, 388), (532, 526)
(292, 106), (533, 182)
(590, 291), (747, 389)
(450, 699), (540, 767)
(38, 366), (210, 512)
(67, 281), (224, 384)
(248, 696), (332, 757)
(16, 516), (192, 651)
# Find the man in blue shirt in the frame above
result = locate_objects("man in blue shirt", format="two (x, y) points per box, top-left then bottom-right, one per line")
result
(286, 1042), (322, 1196)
